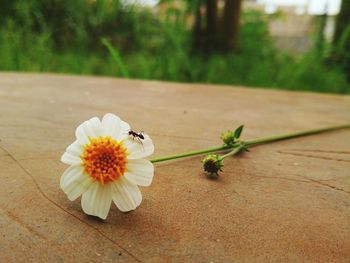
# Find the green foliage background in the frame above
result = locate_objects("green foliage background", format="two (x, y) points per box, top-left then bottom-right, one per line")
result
(0, 0), (349, 94)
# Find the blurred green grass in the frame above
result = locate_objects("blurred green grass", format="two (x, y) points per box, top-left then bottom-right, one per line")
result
(0, 0), (349, 94)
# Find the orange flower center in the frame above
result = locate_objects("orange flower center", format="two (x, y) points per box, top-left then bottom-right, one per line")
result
(81, 136), (127, 184)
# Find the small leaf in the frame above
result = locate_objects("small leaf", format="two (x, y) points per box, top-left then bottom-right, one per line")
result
(234, 125), (244, 139)
(101, 38), (129, 78)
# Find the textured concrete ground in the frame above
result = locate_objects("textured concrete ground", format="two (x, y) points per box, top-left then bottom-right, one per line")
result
(0, 73), (349, 262)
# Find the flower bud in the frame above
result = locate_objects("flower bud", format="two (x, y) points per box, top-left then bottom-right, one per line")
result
(202, 154), (223, 178)
(220, 130), (236, 146)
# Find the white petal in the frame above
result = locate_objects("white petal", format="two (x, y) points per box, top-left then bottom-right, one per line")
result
(60, 165), (93, 201)
(101, 113), (130, 141)
(75, 117), (102, 145)
(61, 140), (83, 165)
(123, 133), (154, 159)
(112, 177), (142, 212)
(125, 159), (154, 186)
(81, 182), (112, 219)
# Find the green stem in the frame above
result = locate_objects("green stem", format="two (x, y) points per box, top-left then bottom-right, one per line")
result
(245, 124), (350, 147)
(220, 145), (244, 160)
(150, 145), (231, 163)
(150, 124), (350, 163)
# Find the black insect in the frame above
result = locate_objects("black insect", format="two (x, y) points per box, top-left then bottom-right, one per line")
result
(128, 130), (145, 144)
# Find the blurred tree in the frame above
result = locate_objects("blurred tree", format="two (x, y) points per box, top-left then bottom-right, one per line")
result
(192, 0), (242, 53)
(206, 0), (219, 50)
(221, 0), (242, 51)
(333, 0), (350, 81)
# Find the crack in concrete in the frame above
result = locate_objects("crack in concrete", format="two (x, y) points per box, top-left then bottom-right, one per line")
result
(248, 174), (350, 195)
(17, 156), (59, 161)
(278, 150), (350, 163)
(2, 208), (48, 241)
(289, 149), (350, 155)
(295, 175), (350, 195)
(0, 207), (81, 260)
(0, 144), (143, 263)
(247, 174), (311, 184)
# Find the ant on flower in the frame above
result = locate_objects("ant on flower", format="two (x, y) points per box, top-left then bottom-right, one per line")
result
(128, 130), (145, 144)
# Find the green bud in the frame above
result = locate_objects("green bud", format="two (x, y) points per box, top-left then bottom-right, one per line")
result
(220, 130), (236, 146)
(202, 154), (223, 178)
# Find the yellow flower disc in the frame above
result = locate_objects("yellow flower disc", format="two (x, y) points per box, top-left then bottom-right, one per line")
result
(81, 136), (127, 184)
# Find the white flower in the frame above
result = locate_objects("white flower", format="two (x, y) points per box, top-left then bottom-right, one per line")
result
(60, 113), (154, 219)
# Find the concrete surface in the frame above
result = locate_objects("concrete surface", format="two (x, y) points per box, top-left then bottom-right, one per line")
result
(0, 72), (349, 262)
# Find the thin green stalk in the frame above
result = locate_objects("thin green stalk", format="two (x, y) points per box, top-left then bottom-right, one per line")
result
(220, 145), (244, 160)
(101, 38), (129, 78)
(150, 145), (231, 163)
(245, 124), (350, 147)
(150, 124), (350, 163)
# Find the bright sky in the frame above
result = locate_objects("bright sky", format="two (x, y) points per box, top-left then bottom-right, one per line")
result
(121, 0), (159, 6)
(125, 0), (342, 15)
(257, 0), (342, 15)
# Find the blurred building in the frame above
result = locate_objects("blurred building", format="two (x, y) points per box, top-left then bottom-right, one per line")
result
(245, 0), (341, 53)
(256, 0), (341, 15)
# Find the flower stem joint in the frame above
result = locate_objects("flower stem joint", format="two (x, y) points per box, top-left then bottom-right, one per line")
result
(202, 154), (223, 179)
(220, 130), (236, 146)
(221, 125), (244, 146)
